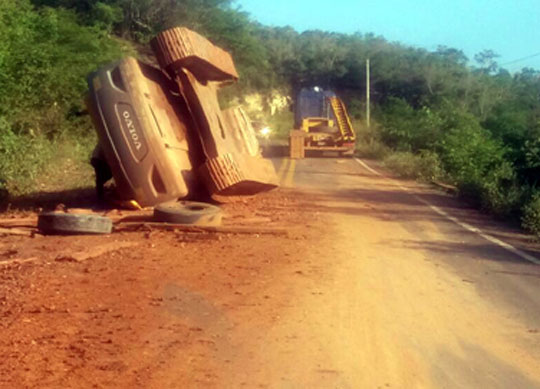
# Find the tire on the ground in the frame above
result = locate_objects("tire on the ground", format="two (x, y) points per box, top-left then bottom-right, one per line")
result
(38, 212), (113, 235)
(153, 201), (223, 226)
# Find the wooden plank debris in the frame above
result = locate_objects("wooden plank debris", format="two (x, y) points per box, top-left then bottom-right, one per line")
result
(0, 227), (35, 237)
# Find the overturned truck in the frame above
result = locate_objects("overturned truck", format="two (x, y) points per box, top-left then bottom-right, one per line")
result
(86, 27), (278, 207)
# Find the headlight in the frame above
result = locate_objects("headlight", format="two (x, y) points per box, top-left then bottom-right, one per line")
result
(259, 127), (272, 137)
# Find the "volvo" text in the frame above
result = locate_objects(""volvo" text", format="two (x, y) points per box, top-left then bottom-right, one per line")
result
(122, 110), (142, 150)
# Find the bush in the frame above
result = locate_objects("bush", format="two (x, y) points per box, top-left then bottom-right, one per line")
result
(267, 110), (295, 139)
(522, 192), (540, 236)
(382, 150), (444, 181)
(383, 151), (422, 179)
(378, 97), (443, 152)
(0, 119), (55, 195)
(356, 139), (390, 159)
(0, 127), (96, 200)
(353, 121), (390, 159)
(438, 121), (521, 215)
(416, 150), (444, 182)
(0, 1), (129, 136)
(0, 0), (130, 196)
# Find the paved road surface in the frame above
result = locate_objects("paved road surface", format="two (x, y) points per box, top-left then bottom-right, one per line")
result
(240, 155), (540, 388)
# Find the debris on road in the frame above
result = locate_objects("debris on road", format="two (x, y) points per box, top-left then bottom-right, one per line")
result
(0, 217), (38, 228)
(153, 201), (223, 226)
(0, 227), (35, 237)
(38, 212), (113, 235)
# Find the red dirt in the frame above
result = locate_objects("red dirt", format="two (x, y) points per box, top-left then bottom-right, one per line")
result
(0, 189), (321, 388)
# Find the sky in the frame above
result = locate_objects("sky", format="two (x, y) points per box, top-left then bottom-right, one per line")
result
(236, 0), (540, 72)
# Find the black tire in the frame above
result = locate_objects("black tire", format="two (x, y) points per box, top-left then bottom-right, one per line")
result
(38, 212), (113, 235)
(153, 201), (223, 226)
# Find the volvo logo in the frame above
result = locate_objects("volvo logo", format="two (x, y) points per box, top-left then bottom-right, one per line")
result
(122, 110), (142, 151)
(117, 103), (148, 162)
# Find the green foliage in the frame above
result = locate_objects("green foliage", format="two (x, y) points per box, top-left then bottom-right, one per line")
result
(522, 192), (540, 236)
(353, 121), (390, 159)
(266, 110), (295, 139)
(437, 115), (521, 215)
(0, 0), (128, 137)
(345, 97), (364, 119)
(378, 98), (443, 151)
(0, 0), (129, 197)
(0, 117), (54, 194)
(415, 150), (444, 182)
(383, 150), (442, 181)
(383, 152), (425, 179)
(90, 2), (123, 32)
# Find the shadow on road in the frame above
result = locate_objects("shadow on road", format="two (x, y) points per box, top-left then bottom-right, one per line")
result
(432, 341), (540, 388)
(294, 185), (540, 261)
(395, 239), (540, 267)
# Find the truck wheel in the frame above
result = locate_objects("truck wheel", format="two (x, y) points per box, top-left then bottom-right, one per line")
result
(38, 212), (113, 235)
(153, 201), (223, 226)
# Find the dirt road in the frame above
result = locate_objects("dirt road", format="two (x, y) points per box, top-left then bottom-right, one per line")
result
(1, 157), (540, 388)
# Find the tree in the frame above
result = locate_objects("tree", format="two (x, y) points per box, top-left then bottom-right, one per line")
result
(474, 49), (500, 74)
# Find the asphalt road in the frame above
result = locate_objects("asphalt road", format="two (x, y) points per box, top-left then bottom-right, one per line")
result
(259, 155), (540, 388)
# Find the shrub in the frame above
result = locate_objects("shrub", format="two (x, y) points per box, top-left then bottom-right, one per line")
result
(522, 192), (540, 236)
(267, 110), (295, 139)
(0, 0), (130, 196)
(438, 121), (521, 215)
(416, 150), (444, 182)
(378, 97), (443, 152)
(383, 151), (422, 179)
(356, 139), (390, 160)
(0, 118), (55, 195)
(0, 1), (129, 137)
(354, 121), (390, 159)
(382, 150), (443, 181)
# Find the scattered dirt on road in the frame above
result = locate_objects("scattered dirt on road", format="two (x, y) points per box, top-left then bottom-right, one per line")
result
(3, 157), (540, 388)
(0, 189), (321, 388)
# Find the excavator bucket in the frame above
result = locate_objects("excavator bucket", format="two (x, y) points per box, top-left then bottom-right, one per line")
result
(151, 27), (278, 200)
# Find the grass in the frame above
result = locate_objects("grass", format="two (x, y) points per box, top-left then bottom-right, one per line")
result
(382, 150), (444, 182)
(352, 120), (390, 159)
(0, 132), (97, 207)
(35, 135), (97, 193)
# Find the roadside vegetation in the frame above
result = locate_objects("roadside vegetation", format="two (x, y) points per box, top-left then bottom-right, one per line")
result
(1, 0), (540, 234)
